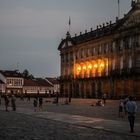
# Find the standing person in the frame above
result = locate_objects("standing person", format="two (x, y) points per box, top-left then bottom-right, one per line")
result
(56, 92), (59, 104)
(123, 96), (129, 115)
(118, 99), (124, 117)
(0, 94), (1, 105)
(11, 94), (16, 111)
(33, 97), (38, 112)
(4, 95), (9, 111)
(39, 96), (43, 111)
(102, 93), (107, 104)
(27, 94), (30, 101)
(126, 96), (137, 133)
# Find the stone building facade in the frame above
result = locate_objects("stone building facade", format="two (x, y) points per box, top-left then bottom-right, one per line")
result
(58, 1), (140, 99)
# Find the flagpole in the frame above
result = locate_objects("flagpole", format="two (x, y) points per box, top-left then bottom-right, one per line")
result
(118, 0), (120, 19)
(68, 16), (71, 34)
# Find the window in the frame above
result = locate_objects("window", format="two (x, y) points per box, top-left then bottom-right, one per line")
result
(66, 53), (69, 62)
(112, 42), (116, 52)
(70, 51), (73, 61)
(93, 47), (96, 55)
(105, 43), (109, 53)
(99, 44), (102, 54)
(88, 48), (91, 56)
(76, 50), (79, 60)
(80, 49), (83, 58)
(129, 56), (132, 68)
(120, 40), (124, 51)
(61, 54), (64, 63)
(128, 37), (132, 49)
(120, 56), (123, 69)
(112, 59), (115, 70)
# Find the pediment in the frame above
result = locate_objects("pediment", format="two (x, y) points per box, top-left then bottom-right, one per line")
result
(119, 9), (140, 30)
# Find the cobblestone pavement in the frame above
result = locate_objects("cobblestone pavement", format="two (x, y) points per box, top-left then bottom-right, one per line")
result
(0, 110), (139, 140)
(0, 98), (140, 140)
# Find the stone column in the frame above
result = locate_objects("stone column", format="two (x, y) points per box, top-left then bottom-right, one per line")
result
(121, 79), (125, 97)
(95, 80), (98, 98)
(131, 77), (135, 96)
(78, 82), (81, 98)
(113, 79), (117, 98)
(84, 82), (86, 98)
(89, 81), (92, 98)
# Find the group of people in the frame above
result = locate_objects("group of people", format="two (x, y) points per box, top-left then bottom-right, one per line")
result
(119, 96), (137, 133)
(33, 96), (43, 112)
(2, 94), (16, 111)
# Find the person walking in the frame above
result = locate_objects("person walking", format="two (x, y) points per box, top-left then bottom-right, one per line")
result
(118, 99), (124, 118)
(102, 93), (107, 104)
(0, 94), (1, 105)
(126, 96), (137, 133)
(33, 97), (38, 112)
(39, 96), (43, 111)
(11, 94), (16, 111)
(4, 95), (9, 111)
(123, 96), (129, 115)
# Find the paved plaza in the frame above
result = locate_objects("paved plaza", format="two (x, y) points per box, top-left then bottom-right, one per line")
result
(0, 98), (140, 140)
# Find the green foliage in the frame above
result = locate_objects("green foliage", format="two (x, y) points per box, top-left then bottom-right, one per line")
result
(22, 69), (34, 79)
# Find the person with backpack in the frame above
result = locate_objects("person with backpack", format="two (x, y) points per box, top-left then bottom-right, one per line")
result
(126, 96), (137, 133)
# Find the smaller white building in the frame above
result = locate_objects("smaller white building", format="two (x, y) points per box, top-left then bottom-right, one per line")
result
(23, 78), (53, 96)
(46, 77), (60, 95)
(0, 70), (24, 94)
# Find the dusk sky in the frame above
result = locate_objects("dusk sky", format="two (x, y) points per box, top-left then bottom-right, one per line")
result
(0, 0), (132, 77)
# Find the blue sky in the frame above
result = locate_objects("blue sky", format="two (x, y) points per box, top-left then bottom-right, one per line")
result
(0, 0), (132, 77)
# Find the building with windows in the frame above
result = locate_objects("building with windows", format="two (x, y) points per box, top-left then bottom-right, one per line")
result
(58, 1), (140, 99)
(0, 70), (24, 94)
(23, 78), (53, 96)
(46, 77), (60, 95)
(0, 70), (54, 96)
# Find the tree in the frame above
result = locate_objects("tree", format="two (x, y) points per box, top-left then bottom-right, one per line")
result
(22, 69), (34, 79)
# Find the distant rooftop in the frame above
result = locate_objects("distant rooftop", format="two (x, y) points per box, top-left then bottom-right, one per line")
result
(24, 78), (53, 87)
(46, 77), (59, 85)
(0, 70), (23, 78)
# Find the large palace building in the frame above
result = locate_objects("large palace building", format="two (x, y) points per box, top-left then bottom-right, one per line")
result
(58, 0), (140, 99)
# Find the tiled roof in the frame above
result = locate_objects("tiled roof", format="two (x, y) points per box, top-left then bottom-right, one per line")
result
(24, 78), (53, 87)
(0, 70), (23, 78)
